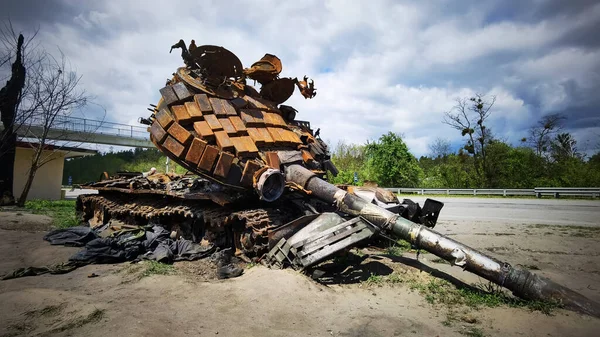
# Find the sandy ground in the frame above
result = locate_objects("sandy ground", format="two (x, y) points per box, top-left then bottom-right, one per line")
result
(0, 207), (599, 337)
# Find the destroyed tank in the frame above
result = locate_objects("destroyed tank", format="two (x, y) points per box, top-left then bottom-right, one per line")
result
(77, 40), (600, 318)
(77, 40), (443, 260)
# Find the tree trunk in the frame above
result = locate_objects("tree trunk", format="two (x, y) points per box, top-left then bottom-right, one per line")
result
(17, 165), (37, 207)
(0, 133), (17, 205)
(0, 33), (26, 205)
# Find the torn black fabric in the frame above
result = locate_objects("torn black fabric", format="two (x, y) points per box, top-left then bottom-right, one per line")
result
(69, 237), (144, 264)
(43, 226), (98, 247)
(3, 224), (218, 280)
(1, 261), (85, 280)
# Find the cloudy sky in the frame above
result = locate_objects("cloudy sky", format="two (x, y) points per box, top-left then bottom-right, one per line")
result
(2, 0), (599, 156)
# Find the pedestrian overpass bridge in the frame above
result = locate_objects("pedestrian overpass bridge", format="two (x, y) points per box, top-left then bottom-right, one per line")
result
(6, 115), (154, 148)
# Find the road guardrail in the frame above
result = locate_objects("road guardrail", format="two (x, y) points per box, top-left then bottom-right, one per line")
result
(385, 187), (599, 198)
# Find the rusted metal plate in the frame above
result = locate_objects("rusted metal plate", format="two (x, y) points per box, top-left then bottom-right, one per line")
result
(150, 120), (167, 143)
(159, 85), (178, 105)
(194, 94), (213, 113)
(263, 112), (286, 127)
(163, 136), (186, 158)
(171, 105), (192, 125)
(277, 128), (293, 144)
(262, 112), (275, 126)
(258, 128), (275, 144)
(240, 160), (261, 187)
(172, 82), (192, 101)
(204, 114), (223, 131)
(301, 149), (314, 164)
(168, 122), (193, 145)
(209, 97), (228, 117)
(243, 95), (268, 110)
(198, 145), (219, 172)
(219, 118), (237, 135)
(193, 121), (214, 139)
(289, 130), (303, 144)
(229, 116), (247, 134)
(246, 127), (264, 145)
(222, 100), (238, 116)
(282, 129), (302, 145)
(185, 101), (203, 120)
(185, 137), (207, 164)
(240, 136), (259, 154)
(214, 152), (234, 178)
(266, 151), (280, 169)
(214, 131), (234, 152)
(240, 109), (265, 126)
(230, 137), (249, 156)
(155, 108), (174, 129)
(267, 127), (286, 144)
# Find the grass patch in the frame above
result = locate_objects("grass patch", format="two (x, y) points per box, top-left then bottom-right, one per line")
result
(460, 326), (485, 337)
(24, 199), (78, 229)
(411, 278), (562, 314)
(24, 303), (66, 318)
(385, 239), (415, 256)
(49, 308), (105, 333)
(363, 270), (561, 315)
(365, 273), (385, 285)
(529, 224), (600, 238)
(141, 261), (175, 277)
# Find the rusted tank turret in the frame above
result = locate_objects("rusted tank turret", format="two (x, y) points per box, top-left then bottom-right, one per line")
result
(146, 43), (324, 202)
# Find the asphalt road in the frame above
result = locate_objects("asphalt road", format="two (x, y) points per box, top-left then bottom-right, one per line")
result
(405, 196), (600, 226)
(64, 189), (599, 227)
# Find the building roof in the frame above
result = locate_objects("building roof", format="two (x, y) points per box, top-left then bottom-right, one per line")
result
(16, 141), (98, 158)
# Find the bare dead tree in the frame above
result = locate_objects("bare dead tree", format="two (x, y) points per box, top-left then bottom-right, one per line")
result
(0, 20), (40, 204)
(1, 20), (104, 206)
(526, 113), (565, 158)
(15, 50), (96, 206)
(443, 93), (496, 184)
(428, 137), (451, 159)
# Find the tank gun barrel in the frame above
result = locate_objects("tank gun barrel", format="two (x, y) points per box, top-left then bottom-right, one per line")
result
(284, 164), (600, 318)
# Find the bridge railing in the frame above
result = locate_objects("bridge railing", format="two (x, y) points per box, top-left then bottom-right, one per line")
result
(26, 115), (149, 140)
(384, 187), (600, 198)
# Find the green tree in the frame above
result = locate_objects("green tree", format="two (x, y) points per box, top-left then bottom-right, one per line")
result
(443, 93), (496, 186)
(365, 132), (423, 187)
(526, 113), (565, 157)
(329, 140), (369, 185)
(551, 132), (581, 161)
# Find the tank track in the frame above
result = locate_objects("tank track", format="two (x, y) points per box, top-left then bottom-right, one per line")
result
(77, 193), (295, 258)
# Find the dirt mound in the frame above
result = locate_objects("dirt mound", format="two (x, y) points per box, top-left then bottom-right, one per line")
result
(0, 210), (53, 232)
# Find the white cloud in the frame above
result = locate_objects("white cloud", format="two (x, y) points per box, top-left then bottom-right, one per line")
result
(5, 0), (598, 157)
